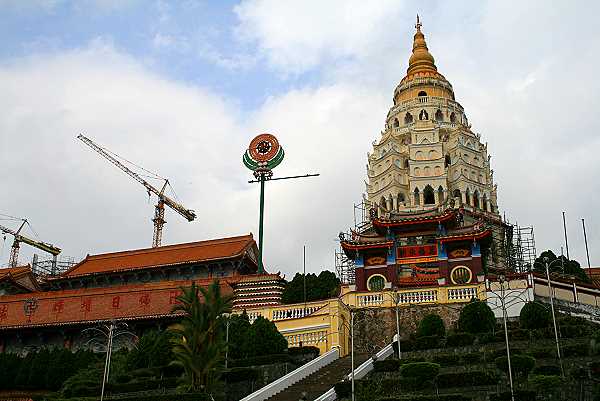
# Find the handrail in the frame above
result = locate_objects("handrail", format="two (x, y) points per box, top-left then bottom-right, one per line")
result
(314, 342), (395, 401)
(240, 347), (340, 401)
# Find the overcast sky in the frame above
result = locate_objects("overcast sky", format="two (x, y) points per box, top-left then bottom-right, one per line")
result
(1, 1), (599, 278)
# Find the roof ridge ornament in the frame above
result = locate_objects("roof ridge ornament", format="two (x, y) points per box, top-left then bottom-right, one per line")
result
(416, 14), (422, 32)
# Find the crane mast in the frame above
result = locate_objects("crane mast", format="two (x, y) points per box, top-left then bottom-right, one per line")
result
(0, 220), (61, 268)
(77, 134), (196, 247)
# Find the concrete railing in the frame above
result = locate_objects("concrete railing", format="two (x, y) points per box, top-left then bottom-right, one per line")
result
(314, 342), (395, 401)
(240, 347), (340, 401)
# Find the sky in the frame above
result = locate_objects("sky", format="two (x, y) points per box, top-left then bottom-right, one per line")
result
(1, 0), (600, 278)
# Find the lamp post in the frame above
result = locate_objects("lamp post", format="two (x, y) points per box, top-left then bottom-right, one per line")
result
(497, 274), (515, 401)
(223, 313), (231, 369)
(82, 321), (136, 401)
(338, 298), (356, 401)
(543, 257), (564, 376)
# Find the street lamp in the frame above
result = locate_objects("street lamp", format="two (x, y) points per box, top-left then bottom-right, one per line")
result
(497, 274), (515, 401)
(533, 257), (564, 376)
(82, 321), (137, 401)
(222, 313), (231, 369)
(338, 298), (356, 401)
(384, 290), (402, 360)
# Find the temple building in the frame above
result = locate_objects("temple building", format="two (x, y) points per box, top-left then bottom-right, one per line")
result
(341, 19), (510, 292)
(0, 235), (285, 352)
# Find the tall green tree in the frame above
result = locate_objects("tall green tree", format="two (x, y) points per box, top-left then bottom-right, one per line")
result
(282, 270), (340, 304)
(534, 250), (591, 283)
(126, 330), (174, 370)
(169, 280), (232, 391)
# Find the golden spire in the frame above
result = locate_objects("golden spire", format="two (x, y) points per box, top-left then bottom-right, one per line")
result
(407, 15), (437, 76)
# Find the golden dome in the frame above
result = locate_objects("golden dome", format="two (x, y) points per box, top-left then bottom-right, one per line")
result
(407, 15), (437, 76)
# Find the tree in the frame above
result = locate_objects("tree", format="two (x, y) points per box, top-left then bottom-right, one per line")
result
(534, 250), (591, 283)
(226, 312), (252, 359)
(520, 301), (550, 329)
(458, 300), (495, 334)
(127, 330), (174, 370)
(169, 280), (232, 391)
(495, 355), (536, 380)
(417, 314), (446, 338)
(246, 316), (288, 357)
(281, 271), (340, 304)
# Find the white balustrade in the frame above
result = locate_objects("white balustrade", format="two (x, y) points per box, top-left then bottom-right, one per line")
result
(240, 347), (340, 401)
(285, 330), (327, 347)
(447, 286), (478, 301)
(357, 293), (384, 307)
(271, 304), (325, 321)
(397, 289), (438, 304)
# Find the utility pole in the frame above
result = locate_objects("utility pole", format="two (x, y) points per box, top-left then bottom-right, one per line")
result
(582, 218), (591, 274)
(303, 245), (307, 314)
(562, 211), (570, 260)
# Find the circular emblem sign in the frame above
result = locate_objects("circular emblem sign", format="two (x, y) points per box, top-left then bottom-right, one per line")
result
(243, 133), (285, 176)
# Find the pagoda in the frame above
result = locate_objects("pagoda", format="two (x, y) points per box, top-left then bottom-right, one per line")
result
(341, 17), (509, 292)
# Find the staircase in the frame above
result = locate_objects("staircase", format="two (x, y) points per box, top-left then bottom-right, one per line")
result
(267, 353), (369, 401)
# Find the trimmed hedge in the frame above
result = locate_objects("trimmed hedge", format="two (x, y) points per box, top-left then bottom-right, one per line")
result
(417, 314), (446, 338)
(532, 365), (561, 376)
(414, 335), (441, 350)
(495, 355), (536, 379)
(520, 302), (550, 329)
(560, 324), (592, 339)
(222, 367), (260, 383)
(528, 374), (565, 389)
(334, 381), (353, 398)
(562, 342), (589, 357)
(376, 395), (470, 401)
(436, 371), (498, 388)
(400, 362), (440, 380)
(228, 353), (291, 367)
(445, 332), (474, 347)
(374, 359), (401, 372)
(461, 352), (482, 364)
(431, 354), (460, 366)
(458, 300), (495, 334)
(489, 390), (536, 401)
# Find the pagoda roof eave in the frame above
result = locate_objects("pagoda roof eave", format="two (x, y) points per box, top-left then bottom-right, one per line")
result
(438, 229), (491, 243)
(374, 209), (456, 228)
(340, 240), (394, 251)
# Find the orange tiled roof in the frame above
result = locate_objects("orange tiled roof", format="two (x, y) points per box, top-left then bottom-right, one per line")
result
(0, 265), (40, 292)
(60, 234), (256, 278)
(0, 266), (31, 280)
(0, 278), (233, 330)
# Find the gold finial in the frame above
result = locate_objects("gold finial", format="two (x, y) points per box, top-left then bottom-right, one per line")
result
(407, 15), (437, 76)
(416, 14), (422, 32)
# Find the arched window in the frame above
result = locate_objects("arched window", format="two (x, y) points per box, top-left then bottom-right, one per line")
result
(414, 188), (420, 206)
(423, 185), (435, 205)
(482, 194), (488, 212)
(418, 91), (428, 97)
(389, 194), (394, 211)
(435, 109), (443, 122)
(438, 186), (444, 203)
(397, 193), (405, 207)
(445, 154), (451, 167)
(415, 151), (424, 160)
(465, 188), (471, 205)
(380, 196), (387, 210)
(404, 159), (409, 168)
(367, 275), (386, 291)
(473, 190), (480, 209)
(453, 189), (461, 199)
(393, 118), (399, 128)
(428, 150), (438, 159)
(404, 112), (413, 124)
(423, 166), (431, 176)
(419, 109), (429, 120)
(450, 112), (456, 123)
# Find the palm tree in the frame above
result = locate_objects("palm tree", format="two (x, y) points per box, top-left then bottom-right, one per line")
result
(169, 280), (232, 391)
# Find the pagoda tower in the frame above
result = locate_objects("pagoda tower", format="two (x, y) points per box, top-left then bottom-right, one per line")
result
(365, 17), (498, 215)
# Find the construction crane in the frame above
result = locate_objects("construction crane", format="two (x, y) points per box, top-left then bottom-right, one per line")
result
(77, 134), (196, 247)
(0, 219), (61, 268)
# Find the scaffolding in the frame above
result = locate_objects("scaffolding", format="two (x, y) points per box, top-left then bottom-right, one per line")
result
(335, 249), (355, 285)
(31, 253), (76, 277)
(510, 225), (536, 273)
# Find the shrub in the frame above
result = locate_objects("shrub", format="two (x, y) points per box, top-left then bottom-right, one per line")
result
(374, 359), (401, 372)
(222, 367), (260, 383)
(507, 328), (530, 341)
(287, 346), (320, 357)
(436, 371), (498, 388)
(229, 353), (291, 367)
(530, 326), (555, 340)
(589, 361), (600, 376)
(417, 314), (446, 338)
(495, 355), (536, 379)
(446, 332), (475, 347)
(461, 352), (482, 364)
(334, 381), (352, 398)
(476, 332), (497, 344)
(400, 362), (440, 381)
(489, 390), (536, 401)
(392, 339), (415, 355)
(527, 346), (554, 359)
(376, 395), (470, 401)
(560, 324), (592, 338)
(562, 342), (589, 357)
(528, 374), (565, 390)
(519, 302), (550, 329)
(414, 335), (441, 350)
(458, 300), (495, 334)
(432, 354), (460, 366)
(532, 365), (561, 376)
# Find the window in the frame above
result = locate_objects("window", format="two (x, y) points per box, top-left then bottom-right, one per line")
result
(453, 189), (461, 199)
(367, 275), (386, 291)
(438, 186), (444, 203)
(393, 118), (399, 127)
(419, 109), (429, 120)
(450, 112), (456, 123)
(473, 190), (480, 208)
(450, 266), (472, 284)
(435, 109), (443, 122)
(414, 188), (420, 205)
(405, 112), (413, 124)
(445, 154), (451, 167)
(418, 91), (428, 97)
(423, 185), (435, 205)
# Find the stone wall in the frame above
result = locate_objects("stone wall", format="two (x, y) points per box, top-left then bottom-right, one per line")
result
(353, 303), (467, 354)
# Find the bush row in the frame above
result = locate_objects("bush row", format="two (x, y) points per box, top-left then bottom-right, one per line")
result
(374, 352), (483, 372)
(228, 353), (291, 367)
